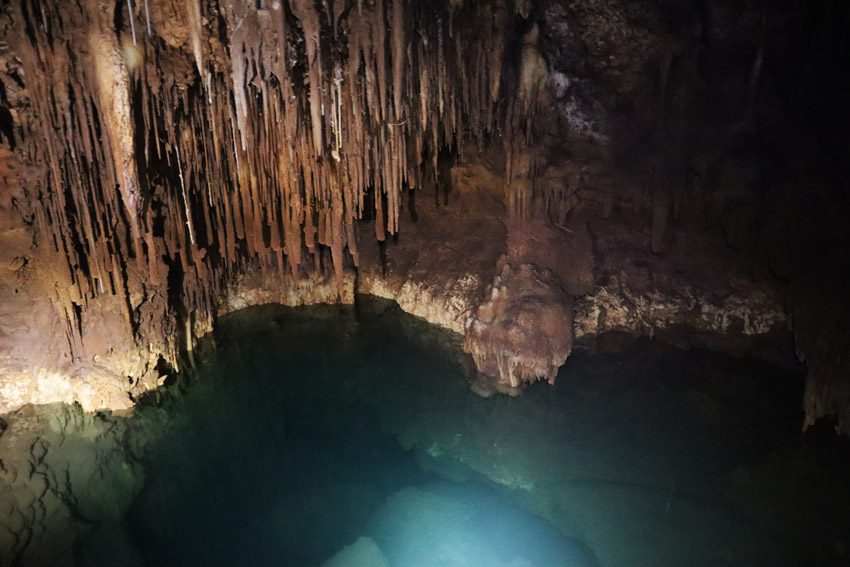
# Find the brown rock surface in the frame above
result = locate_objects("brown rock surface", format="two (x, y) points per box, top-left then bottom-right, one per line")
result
(0, 0), (842, 431)
(358, 160), (507, 335)
(465, 262), (573, 396)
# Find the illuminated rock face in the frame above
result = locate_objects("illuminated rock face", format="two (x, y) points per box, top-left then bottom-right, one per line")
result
(0, 0), (847, 430)
(7, 0), (519, 313)
(465, 263), (573, 396)
(369, 482), (595, 567)
(0, 0), (536, 411)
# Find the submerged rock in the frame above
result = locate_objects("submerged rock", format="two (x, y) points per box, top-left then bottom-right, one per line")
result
(369, 482), (596, 567)
(0, 404), (144, 566)
(321, 537), (390, 567)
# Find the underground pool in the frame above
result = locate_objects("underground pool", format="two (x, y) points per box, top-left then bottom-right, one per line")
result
(1, 298), (849, 566)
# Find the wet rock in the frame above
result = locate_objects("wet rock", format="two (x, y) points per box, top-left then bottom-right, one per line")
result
(465, 263), (573, 395)
(0, 404), (144, 565)
(370, 482), (596, 567)
(321, 537), (390, 567)
(574, 275), (788, 340)
(0, 0), (533, 415)
(220, 268), (356, 315)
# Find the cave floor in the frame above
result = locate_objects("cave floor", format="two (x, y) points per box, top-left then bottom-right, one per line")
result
(2, 297), (849, 566)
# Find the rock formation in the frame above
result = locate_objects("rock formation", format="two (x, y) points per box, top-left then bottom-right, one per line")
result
(465, 262), (573, 396)
(0, 0), (540, 411)
(0, 0), (848, 432)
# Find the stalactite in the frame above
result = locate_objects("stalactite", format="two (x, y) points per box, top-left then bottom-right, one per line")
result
(187, 0), (205, 79)
(9, 0), (540, 361)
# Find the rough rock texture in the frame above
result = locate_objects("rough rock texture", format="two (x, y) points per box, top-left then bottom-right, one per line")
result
(220, 269), (356, 317)
(357, 161), (507, 335)
(465, 262), (573, 396)
(0, 0), (537, 412)
(0, 404), (145, 566)
(574, 281), (787, 340)
(0, 0), (847, 428)
(356, 152), (788, 395)
(572, 210), (790, 345)
(0, 148), (164, 413)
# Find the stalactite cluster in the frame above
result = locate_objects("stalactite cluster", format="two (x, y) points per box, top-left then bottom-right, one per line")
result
(8, 0), (533, 363)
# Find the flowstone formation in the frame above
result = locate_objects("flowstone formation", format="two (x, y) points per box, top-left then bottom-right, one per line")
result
(465, 262), (573, 396)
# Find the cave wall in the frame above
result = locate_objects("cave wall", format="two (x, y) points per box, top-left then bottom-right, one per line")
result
(0, 0), (848, 431)
(0, 0), (545, 411)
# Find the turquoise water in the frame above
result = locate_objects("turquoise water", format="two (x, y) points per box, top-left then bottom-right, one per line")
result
(3, 298), (849, 565)
(125, 300), (596, 567)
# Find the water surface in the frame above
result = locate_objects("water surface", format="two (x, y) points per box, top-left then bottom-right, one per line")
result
(3, 298), (849, 566)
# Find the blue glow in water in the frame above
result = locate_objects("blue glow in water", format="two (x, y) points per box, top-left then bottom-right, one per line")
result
(98, 299), (845, 567)
(370, 482), (595, 567)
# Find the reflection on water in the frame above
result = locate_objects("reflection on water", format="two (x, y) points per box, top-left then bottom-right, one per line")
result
(2, 297), (849, 566)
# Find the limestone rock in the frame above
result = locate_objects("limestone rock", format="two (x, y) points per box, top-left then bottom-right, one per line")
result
(464, 263), (573, 396)
(321, 537), (389, 567)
